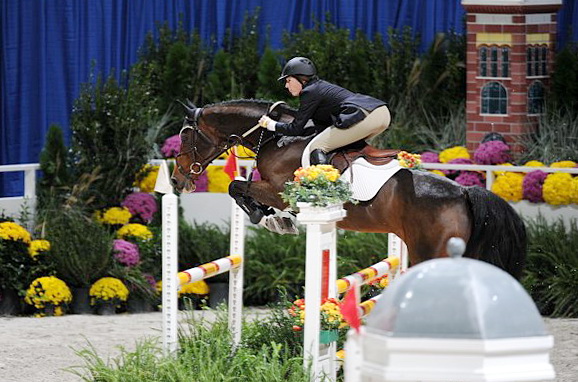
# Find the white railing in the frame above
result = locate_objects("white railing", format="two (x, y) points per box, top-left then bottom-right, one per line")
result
(421, 163), (578, 190)
(0, 163), (41, 198)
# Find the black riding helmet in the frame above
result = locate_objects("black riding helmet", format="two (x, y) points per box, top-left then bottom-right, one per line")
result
(277, 57), (317, 82)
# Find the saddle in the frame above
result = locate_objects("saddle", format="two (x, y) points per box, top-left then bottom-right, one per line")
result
(330, 141), (400, 173)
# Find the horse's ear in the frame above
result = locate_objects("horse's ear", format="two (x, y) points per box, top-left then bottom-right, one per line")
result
(177, 99), (197, 119)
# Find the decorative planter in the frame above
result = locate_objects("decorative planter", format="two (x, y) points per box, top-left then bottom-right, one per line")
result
(320, 329), (339, 344)
(0, 288), (21, 316)
(71, 287), (93, 314)
(296, 202), (347, 224)
(42, 304), (56, 317)
(96, 302), (117, 316)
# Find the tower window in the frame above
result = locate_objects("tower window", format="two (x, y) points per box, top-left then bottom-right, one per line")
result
(479, 45), (510, 78)
(527, 45), (549, 76)
(528, 81), (545, 114)
(481, 82), (508, 114)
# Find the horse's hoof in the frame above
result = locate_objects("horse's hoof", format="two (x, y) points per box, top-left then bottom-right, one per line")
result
(249, 209), (264, 224)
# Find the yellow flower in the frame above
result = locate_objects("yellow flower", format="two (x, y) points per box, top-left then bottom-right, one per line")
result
(24, 276), (72, 311)
(99, 206), (132, 225)
(117, 223), (153, 240)
(28, 239), (51, 258)
(206, 166), (232, 193)
(549, 160), (577, 168)
(523, 160), (545, 167)
(397, 151), (422, 169)
(491, 172), (524, 202)
(235, 146), (256, 158)
(439, 146), (470, 163)
(89, 277), (129, 305)
(430, 170), (446, 177)
(571, 177), (578, 204)
(0, 221), (31, 243)
(493, 163), (514, 177)
(178, 280), (210, 296)
(134, 165), (160, 193)
(543, 173), (574, 205)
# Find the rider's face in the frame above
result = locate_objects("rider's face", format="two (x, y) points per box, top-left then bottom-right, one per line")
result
(285, 76), (303, 97)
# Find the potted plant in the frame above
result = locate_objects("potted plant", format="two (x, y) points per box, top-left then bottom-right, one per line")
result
(281, 165), (356, 211)
(24, 276), (72, 317)
(89, 277), (129, 315)
(40, 208), (113, 314)
(288, 297), (345, 344)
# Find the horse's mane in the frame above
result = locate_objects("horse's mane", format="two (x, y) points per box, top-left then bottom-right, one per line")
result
(204, 99), (297, 119)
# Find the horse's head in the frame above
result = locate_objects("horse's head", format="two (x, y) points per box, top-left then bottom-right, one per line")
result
(171, 102), (228, 193)
(171, 100), (273, 193)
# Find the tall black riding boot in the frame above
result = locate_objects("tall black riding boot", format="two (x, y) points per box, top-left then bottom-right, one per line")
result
(310, 149), (329, 165)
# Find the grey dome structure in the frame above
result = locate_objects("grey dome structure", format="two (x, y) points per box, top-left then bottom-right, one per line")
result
(366, 256), (548, 340)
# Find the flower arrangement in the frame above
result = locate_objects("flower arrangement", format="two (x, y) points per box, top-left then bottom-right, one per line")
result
(473, 140), (512, 165)
(542, 173), (575, 205)
(95, 206), (132, 226)
(24, 276), (72, 316)
(206, 165), (232, 193)
(397, 151), (423, 169)
(439, 146), (470, 163)
(491, 172), (525, 202)
(89, 277), (129, 306)
(420, 151), (440, 163)
(0, 221), (31, 243)
(112, 239), (140, 267)
(522, 170), (548, 203)
(550, 160), (577, 168)
(446, 157), (474, 177)
(281, 165), (355, 210)
(121, 192), (158, 223)
(524, 160), (545, 167)
(178, 280), (210, 297)
(116, 223), (153, 241)
(161, 134), (181, 158)
(134, 164), (160, 193)
(288, 297), (344, 332)
(455, 171), (485, 187)
(28, 239), (50, 259)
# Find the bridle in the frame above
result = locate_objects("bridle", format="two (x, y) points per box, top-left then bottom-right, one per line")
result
(175, 101), (285, 183)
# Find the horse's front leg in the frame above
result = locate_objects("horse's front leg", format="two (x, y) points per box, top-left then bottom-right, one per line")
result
(229, 179), (287, 224)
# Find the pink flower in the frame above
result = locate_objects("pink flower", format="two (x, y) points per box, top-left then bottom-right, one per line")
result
(161, 135), (181, 158)
(420, 151), (439, 163)
(523, 170), (548, 203)
(121, 192), (158, 223)
(195, 172), (209, 192)
(113, 239), (140, 267)
(455, 171), (484, 187)
(474, 140), (512, 165)
(445, 157), (474, 177)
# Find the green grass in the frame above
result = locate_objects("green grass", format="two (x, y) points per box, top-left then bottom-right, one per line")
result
(71, 310), (308, 381)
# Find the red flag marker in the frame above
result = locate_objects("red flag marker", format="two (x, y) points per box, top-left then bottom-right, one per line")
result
(224, 149), (238, 180)
(340, 282), (361, 333)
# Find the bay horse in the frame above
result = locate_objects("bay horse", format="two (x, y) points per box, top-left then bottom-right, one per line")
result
(171, 99), (527, 279)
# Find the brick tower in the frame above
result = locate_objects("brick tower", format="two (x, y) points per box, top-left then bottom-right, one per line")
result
(462, 0), (562, 152)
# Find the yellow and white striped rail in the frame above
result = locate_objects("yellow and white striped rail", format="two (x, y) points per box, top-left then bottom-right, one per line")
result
(336, 257), (400, 294)
(359, 294), (382, 318)
(177, 254), (243, 287)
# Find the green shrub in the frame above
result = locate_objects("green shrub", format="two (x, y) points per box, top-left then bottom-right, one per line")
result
(522, 216), (578, 317)
(37, 124), (72, 210)
(42, 208), (113, 288)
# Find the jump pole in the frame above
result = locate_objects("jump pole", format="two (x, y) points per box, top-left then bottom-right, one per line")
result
(297, 202), (347, 382)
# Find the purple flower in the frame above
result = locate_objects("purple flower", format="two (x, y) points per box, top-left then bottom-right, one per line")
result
(143, 273), (157, 289)
(473, 140), (512, 165)
(421, 151), (439, 163)
(523, 170), (548, 203)
(251, 168), (261, 181)
(122, 192), (158, 223)
(445, 157), (474, 177)
(195, 172), (209, 192)
(161, 135), (181, 158)
(113, 239), (140, 267)
(455, 171), (485, 187)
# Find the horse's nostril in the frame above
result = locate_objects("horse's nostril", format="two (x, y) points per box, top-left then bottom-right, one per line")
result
(170, 177), (178, 186)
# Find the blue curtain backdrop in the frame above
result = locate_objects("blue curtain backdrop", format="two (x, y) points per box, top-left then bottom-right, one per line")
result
(1, 0), (576, 196)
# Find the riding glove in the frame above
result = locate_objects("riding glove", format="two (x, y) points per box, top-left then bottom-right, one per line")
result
(259, 115), (276, 131)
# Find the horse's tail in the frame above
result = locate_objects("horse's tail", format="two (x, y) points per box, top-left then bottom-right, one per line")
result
(463, 186), (527, 279)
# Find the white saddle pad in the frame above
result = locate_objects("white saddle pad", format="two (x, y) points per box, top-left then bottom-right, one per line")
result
(340, 158), (402, 201)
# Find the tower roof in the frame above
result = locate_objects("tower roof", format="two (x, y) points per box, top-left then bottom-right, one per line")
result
(366, 256), (548, 339)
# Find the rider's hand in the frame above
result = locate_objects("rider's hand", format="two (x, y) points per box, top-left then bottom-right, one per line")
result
(259, 115), (276, 131)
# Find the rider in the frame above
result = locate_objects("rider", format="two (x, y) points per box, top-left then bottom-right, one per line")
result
(258, 56), (391, 166)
